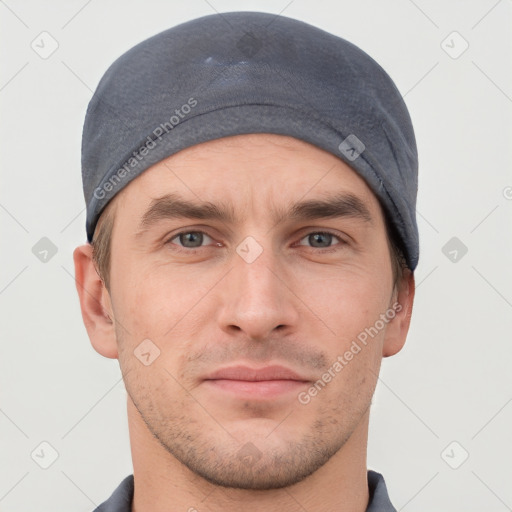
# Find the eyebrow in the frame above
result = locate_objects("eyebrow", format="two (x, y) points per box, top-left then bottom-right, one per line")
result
(136, 191), (372, 237)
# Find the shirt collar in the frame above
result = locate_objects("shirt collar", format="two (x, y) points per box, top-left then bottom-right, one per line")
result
(94, 470), (396, 511)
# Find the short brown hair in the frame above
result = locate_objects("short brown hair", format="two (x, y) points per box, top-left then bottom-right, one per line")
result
(91, 199), (116, 291)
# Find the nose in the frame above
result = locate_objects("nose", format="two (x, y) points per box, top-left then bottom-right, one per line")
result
(216, 245), (300, 341)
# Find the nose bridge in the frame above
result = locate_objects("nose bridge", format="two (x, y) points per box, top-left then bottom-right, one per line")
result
(237, 243), (281, 301)
(217, 237), (299, 339)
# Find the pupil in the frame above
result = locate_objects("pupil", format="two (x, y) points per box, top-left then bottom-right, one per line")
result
(310, 233), (331, 248)
(181, 232), (203, 247)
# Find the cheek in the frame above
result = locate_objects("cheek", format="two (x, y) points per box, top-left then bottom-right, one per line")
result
(301, 268), (391, 334)
(112, 259), (219, 342)
(296, 266), (391, 387)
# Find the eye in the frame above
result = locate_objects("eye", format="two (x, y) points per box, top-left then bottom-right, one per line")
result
(297, 231), (344, 249)
(168, 231), (215, 249)
(165, 230), (345, 253)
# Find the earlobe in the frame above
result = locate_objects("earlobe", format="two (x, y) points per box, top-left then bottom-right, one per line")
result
(382, 269), (415, 358)
(73, 244), (118, 359)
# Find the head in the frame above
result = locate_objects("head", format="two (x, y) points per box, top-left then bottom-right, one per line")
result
(74, 132), (415, 490)
(76, 10), (419, 491)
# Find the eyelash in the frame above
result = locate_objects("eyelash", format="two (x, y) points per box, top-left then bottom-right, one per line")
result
(165, 229), (346, 254)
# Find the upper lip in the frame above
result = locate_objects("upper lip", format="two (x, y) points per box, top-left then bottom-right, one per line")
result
(204, 365), (310, 382)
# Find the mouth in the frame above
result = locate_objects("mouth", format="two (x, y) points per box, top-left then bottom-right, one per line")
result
(203, 364), (311, 399)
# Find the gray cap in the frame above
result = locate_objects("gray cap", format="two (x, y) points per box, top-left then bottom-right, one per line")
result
(82, 11), (419, 269)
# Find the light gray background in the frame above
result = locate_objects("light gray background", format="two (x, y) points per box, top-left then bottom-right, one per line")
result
(1, 0), (511, 510)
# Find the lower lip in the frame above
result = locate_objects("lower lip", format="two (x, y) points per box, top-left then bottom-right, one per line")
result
(204, 379), (309, 399)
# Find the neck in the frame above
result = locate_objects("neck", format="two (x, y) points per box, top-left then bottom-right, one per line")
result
(127, 398), (370, 512)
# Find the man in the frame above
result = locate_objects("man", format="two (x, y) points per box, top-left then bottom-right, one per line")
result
(74, 11), (418, 511)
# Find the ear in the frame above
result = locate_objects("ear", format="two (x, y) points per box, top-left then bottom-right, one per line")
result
(73, 243), (118, 359)
(382, 269), (415, 357)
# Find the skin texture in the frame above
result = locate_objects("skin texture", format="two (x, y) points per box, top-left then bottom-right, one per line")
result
(74, 133), (415, 512)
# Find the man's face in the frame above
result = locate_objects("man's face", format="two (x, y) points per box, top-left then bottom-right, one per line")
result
(102, 133), (408, 490)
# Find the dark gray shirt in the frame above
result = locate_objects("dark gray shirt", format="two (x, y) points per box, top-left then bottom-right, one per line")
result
(93, 470), (396, 511)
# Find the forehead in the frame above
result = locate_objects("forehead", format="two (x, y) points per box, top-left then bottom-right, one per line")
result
(116, 134), (381, 215)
